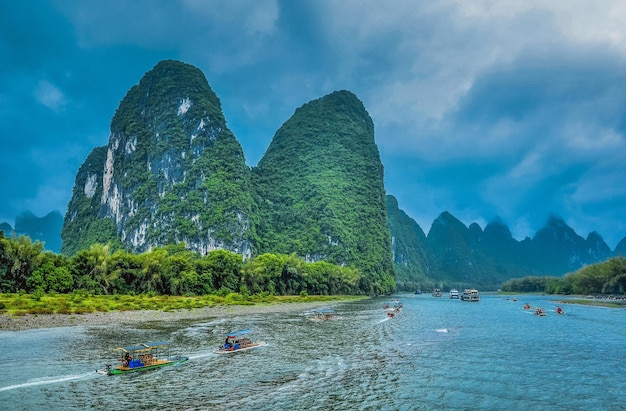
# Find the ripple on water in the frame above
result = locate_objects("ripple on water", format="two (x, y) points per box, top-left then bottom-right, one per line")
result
(1, 294), (624, 410)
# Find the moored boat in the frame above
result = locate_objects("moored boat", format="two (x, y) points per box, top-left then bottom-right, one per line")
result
(98, 341), (188, 375)
(215, 330), (267, 354)
(460, 288), (480, 302)
(449, 289), (459, 299)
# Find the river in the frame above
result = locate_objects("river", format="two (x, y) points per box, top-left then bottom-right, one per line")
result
(0, 294), (624, 410)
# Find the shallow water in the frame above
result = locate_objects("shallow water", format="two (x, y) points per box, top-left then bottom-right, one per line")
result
(0, 294), (624, 410)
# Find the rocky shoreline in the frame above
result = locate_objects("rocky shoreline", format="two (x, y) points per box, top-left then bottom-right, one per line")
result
(0, 301), (333, 332)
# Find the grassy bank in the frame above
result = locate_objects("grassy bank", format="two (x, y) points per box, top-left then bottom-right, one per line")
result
(559, 299), (625, 309)
(0, 292), (362, 317)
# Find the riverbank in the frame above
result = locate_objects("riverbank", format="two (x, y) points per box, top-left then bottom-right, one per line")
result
(0, 300), (339, 332)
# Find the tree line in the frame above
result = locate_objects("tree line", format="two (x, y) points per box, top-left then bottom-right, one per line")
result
(500, 256), (626, 295)
(0, 233), (364, 296)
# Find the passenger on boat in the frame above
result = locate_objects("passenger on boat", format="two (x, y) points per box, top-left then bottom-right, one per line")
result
(123, 352), (131, 367)
(556, 307), (563, 314)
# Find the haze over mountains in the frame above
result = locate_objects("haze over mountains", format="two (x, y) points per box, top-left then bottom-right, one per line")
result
(3, 60), (625, 290)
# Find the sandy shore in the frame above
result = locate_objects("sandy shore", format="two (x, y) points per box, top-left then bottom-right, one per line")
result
(0, 301), (335, 332)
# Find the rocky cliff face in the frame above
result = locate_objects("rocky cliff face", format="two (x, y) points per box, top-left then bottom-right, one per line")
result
(62, 60), (254, 257)
(386, 195), (432, 285)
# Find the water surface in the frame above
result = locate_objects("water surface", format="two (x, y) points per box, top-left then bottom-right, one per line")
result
(0, 294), (624, 410)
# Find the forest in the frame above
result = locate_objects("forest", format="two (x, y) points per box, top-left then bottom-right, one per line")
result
(0, 233), (365, 297)
(499, 256), (626, 295)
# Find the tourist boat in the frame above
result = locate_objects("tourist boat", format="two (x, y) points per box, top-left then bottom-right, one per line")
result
(460, 288), (480, 302)
(535, 308), (547, 316)
(449, 289), (459, 299)
(555, 306), (565, 315)
(432, 288), (442, 297)
(215, 330), (267, 354)
(97, 341), (188, 375)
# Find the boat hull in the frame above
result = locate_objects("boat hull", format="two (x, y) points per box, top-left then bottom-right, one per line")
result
(215, 341), (267, 354)
(106, 356), (189, 375)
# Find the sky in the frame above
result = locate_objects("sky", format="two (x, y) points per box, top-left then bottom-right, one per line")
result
(2, 0), (626, 249)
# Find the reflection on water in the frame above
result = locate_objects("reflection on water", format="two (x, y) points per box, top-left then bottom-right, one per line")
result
(0, 295), (624, 410)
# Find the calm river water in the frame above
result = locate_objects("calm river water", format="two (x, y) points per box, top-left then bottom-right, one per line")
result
(0, 294), (624, 410)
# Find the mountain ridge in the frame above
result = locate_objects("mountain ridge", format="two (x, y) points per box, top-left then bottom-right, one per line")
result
(5, 59), (621, 291)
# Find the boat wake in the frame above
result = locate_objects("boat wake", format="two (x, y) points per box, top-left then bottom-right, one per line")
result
(188, 352), (217, 360)
(0, 372), (93, 392)
(435, 328), (449, 333)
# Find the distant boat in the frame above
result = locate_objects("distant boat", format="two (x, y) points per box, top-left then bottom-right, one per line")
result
(449, 289), (459, 299)
(215, 330), (267, 354)
(414, 289), (422, 295)
(97, 341), (188, 375)
(432, 288), (442, 297)
(460, 289), (480, 302)
(309, 309), (341, 321)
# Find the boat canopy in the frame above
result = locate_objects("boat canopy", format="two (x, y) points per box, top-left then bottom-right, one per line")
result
(226, 330), (252, 337)
(114, 341), (170, 353)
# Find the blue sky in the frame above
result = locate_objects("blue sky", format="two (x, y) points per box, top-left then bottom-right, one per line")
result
(2, 0), (626, 248)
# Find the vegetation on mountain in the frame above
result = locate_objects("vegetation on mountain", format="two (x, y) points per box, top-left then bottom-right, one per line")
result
(61, 60), (255, 257)
(253, 90), (395, 295)
(390, 208), (624, 291)
(386, 195), (434, 291)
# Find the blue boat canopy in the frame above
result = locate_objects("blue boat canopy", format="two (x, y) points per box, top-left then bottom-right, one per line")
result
(226, 330), (252, 337)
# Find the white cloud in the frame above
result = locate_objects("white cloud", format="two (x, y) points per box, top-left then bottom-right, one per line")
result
(34, 80), (66, 111)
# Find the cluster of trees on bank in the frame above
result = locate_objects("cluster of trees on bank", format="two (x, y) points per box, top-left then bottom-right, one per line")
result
(0, 233), (366, 296)
(500, 256), (626, 295)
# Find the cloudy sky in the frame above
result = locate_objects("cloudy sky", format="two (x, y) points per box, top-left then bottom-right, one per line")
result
(2, 0), (626, 248)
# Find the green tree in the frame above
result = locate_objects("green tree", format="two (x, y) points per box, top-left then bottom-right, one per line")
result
(0, 235), (44, 292)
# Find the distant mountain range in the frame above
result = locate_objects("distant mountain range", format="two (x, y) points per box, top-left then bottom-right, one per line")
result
(3, 60), (625, 291)
(387, 196), (626, 290)
(0, 210), (63, 252)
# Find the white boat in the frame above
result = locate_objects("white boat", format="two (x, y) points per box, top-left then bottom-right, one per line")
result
(460, 288), (480, 302)
(449, 289), (459, 299)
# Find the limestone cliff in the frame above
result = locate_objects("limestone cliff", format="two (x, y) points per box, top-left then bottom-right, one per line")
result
(62, 60), (254, 256)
